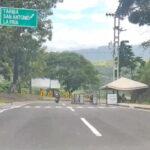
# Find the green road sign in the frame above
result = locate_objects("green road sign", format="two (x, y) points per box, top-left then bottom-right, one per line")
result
(0, 7), (37, 28)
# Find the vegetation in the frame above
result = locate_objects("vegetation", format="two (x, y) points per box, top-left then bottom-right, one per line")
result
(119, 41), (145, 79)
(140, 60), (150, 84)
(93, 61), (113, 85)
(117, 1), (150, 103)
(0, 0), (100, 98)
(45, 52), (100, 93)
(0, 0), (59, 93)
(117, 0), (150, 47)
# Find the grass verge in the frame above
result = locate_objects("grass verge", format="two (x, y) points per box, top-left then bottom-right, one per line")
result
(0, 93), (41, 103)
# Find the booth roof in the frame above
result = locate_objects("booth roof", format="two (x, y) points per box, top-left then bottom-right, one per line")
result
(101, 77), (148, 91)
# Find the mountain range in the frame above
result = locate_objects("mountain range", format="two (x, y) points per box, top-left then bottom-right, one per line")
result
(71, 46), (150, 62)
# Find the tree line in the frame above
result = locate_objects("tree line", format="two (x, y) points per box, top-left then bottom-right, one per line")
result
(117, 0), (150, 102)
(0, 0), (100, 94)
(117, 0), (150, 83)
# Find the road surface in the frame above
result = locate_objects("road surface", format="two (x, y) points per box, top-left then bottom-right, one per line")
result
(0, 101), (150, 150)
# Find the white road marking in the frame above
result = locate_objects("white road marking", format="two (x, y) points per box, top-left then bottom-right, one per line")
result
(0, 109), (8, 113)
(77, 106), (83, 108)
(24, 106), (31, 108)
(87, 107), (94, 109)
(35, 106), (41, 108)
(62, 103), (66, 106)
(11, 106), (21, 109)
(55, 106), (62, 108)
(110, 107), (117, 109)
(98, 106), (105, 109)
(81, 118), (102, 137)
(67, 107), (75, 112)
(0, 103), (38, 114)
(0, 106), (23, 113)
(45, 106), (51, 109)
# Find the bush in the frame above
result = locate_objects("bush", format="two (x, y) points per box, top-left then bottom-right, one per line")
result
(21, 88), (29, 94)
(33, 89), (41, 95)
(0, 82), (10, 93)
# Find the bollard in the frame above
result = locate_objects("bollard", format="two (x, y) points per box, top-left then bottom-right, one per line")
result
(40, 91), (45, 99)
(48, 92), (52, 98)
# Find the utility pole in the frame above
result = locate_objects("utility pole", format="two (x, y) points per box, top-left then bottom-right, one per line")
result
(106, 13), (121, 80)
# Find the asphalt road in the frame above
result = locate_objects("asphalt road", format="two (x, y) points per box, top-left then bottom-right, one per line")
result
(0, 101), (150, 150)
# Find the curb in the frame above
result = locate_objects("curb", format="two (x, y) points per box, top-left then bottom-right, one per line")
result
(134, 106), (150, 110)
(114, 104), (130, 108)
(118, 103), (150, 110)
(0, 103), (11, 109)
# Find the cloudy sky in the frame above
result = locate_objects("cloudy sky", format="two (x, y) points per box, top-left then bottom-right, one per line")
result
(46, 0), (150, 51)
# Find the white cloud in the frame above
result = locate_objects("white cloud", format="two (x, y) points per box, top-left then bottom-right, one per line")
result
(90, 14), (113, 23)
(103, 0), (119, 12)
(56, 0), (99, 12)
(121, 19), (150, 45)
(46, 24), (113, 51)
(56, 14), (85, 20)
(46, 20), (150, 51)
(56, 13), (113, 23)
(52, 23), (67, 29)
(47, 0), (150, 51)
(56, 0), (119, 12)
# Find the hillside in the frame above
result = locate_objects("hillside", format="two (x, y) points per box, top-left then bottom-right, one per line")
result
(71, 45), (150, 62)
(92, 61), (113, 86)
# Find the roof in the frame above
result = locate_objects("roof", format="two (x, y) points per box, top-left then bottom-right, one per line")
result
(101, 77), (148, 91)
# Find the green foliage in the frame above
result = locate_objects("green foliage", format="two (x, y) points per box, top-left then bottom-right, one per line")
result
(140, 60), (150, 84)
(93, 62), (113, 86)
(32, 89), (41, 95)
(92, 61), (113, 67)
(142, 40), (150, 49)
(0, 82), (11, 93)
(0, 61), (12, 81)
(45, 52), (100, 93)
(117, 0), (150, 48)
(0, 0), (60, 92)
(21, 88), (29, 94)
(118, 0), (150, 26)
(119, 41), (145, 79)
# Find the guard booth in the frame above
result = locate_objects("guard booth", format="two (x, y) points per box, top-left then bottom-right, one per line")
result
(101, 77), (148, 104)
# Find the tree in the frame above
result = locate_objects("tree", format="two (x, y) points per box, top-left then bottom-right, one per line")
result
(119, 41), (145, 79)
(18, 49), (47, 94)
(0, 0), (60, 92)
(117, 0), (150, 26)
(140, 60), (150, 84)
(117, 0), (150, 47)
(131, 60), (150, 103)
(45, 52), (100, 93)
(45, 52), (60, 79)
